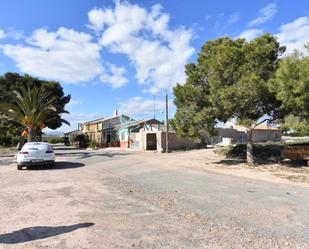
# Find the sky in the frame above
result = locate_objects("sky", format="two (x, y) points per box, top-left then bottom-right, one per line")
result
(0, 0), (308, 132)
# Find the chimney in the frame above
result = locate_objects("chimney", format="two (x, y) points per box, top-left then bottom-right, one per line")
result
(114, 109), (118, 117)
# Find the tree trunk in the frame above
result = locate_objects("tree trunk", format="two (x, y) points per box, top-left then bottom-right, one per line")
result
(246, 129), (254, 165)
(27, 128), (41, 142)
(38, 130), (42, 142)
(28, 128), (34, 142)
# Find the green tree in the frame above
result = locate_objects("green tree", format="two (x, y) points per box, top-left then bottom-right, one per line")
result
(269, 48), (309, 135)
(0, 73), (70, 141)
(0, 73), (70, 129)
(173, 34), (285, 164)
(0, 119), (21, 146)
(0, 86), (69, 141)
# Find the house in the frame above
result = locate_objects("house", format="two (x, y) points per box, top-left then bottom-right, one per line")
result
(116, 119), (203, 151)
(216, 122), (282, 145)
(80, 112), (166, 149)
(80, 112), (131, 147)
(74, 111), (203, 151)
(116, 118), (164, 149)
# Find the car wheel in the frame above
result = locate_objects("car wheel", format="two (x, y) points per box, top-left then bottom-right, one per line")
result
(17, 165), (22, 170)
(307, 160), (309, 167)
(49, 163), (55, 169)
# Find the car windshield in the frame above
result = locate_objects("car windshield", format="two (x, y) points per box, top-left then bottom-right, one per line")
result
(23, 143), (49, 151)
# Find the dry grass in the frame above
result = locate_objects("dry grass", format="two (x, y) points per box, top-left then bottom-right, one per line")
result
(0, 146), (16, 156)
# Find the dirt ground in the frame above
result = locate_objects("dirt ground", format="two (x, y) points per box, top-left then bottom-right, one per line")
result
(182, 148), (309, 187)
(0, 146), (308, 248)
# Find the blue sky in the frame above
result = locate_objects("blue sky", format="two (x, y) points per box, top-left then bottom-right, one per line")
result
(0, 0), (308, 132)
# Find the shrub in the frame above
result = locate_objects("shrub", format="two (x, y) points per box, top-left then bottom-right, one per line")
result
(0, 135), (19, 147)
(47, 137), (64, 144)
(68, 134), (78, 145)
(215, 143), (283, 162)
(68, 134), (89, 148)
(11, 136), (19, 146)
(88, 140), (97, 149)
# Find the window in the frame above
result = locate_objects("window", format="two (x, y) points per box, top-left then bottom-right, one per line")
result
(121, 132), (125, 141)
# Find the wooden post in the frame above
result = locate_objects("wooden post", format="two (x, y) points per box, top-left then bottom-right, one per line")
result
(165, 94), (169, 153)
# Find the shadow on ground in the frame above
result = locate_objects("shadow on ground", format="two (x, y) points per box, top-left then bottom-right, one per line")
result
(215, 159), (246, 166)
(0, 223), (94, 244)
(280, 160), (308, 167)
(53, 146), (86, 151)
(0, 159), (14, 166)
(55, 151), (133, 159)
(27, 161), (85, 170)
(215, 158), (308, 167)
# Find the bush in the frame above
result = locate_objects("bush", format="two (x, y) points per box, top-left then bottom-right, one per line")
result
(68, 134), (89, 148)
(88, 140), (97, 149)
(0, 135), (19, 147)
(11, 136), (19, 146)
(47, 137), (64, 144)
(215, 143), (283, 162)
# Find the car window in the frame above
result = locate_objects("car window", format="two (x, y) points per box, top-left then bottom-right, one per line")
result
(27, 147), (39, 150)
(23, 143), (49, 150)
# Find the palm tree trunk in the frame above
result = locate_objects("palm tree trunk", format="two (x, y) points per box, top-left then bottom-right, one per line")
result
(28, 128), (41, 142)
(246, 129), (254, 165)
(28, 128), (35, 142)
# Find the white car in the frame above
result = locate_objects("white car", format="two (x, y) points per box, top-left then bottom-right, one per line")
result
(17, 142), (55, 170)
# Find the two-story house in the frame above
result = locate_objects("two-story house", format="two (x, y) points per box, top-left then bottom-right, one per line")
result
(80, 112), (131, 147)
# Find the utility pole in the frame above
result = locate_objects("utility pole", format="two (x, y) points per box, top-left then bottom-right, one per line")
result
(153, 95), (156, 119)
(165, 93), (169, 153)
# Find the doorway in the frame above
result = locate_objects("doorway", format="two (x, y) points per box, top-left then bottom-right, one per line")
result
(106, 133), (111, 143)
(146, 133), (157, 150)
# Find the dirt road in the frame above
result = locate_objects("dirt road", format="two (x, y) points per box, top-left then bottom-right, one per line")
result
(0, 146), (308, 248)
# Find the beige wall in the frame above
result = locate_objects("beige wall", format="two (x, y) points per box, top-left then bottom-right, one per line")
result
(216, 128), (282, 144)
(252, 129), (281, 142)
(136, 130), (200, 152)
(158, 131), (200, 152)
(129, 132), (141, 149)
(82, 122), (101, 133)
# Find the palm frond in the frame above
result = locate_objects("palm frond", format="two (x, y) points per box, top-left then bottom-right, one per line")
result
(59, 118), (70, 126)
(2, 84), (68, 131)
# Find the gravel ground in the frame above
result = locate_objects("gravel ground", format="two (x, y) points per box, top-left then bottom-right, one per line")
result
(0, 146), (308, 249)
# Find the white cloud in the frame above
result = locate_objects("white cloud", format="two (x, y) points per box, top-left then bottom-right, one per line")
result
(63, 112), (101, 123)
(88, 1), (194, 93)
(2, 2), (193, 92)
(228, 13), (240, 24)
(5, 29), (25, 40)
(236, 29), (263, 41)
(1, 27), (103, 83)
(0, 30), (5, 39)
(100, 63), (128, 88)
(276, 16), (309, 54)
(43, 111), (104, 132)
(62, 112), (103, 132)
(67, 99), (83, 107)
(118, 96), (165, 117)
(249, 3), (277, 27)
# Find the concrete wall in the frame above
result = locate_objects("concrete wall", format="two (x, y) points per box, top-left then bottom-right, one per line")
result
(129, 132), (142, 149)
(157, 131), (200, 152)
(216, 128), (282, 144)
(216, 128), (240, 143)
(132, 130), (201, 152)
(252, 129), (281, 143)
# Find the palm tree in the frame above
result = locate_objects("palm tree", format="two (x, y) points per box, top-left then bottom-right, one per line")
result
(0, 85), (69, 142)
